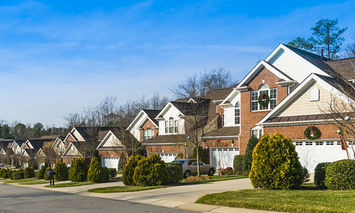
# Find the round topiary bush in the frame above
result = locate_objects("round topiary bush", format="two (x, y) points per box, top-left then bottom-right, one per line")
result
(133, 154), (168, 186)
(122, 154), (144, 185)
(69, 158), (88, 182)
(24, 167), (35, 178)
(314, 162), (330, 189)
(249, 133), (304, 189)
(54, 161), (69, 181)
(243, 135), (259, 172)
(233, 155), (244, 174)
(325, 160), (355, 190)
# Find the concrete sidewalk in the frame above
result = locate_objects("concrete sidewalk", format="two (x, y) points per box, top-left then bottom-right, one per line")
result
(12, 178), (276, 213)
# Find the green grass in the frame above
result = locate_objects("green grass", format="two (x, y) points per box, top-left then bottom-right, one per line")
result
(88, 185), (162, 193)
(2, 178), (38, 183)
(45, 181), (93, 188)
(196, 189), (355, 213)
(19, 180), (49, 185)
(181, 175), (247, 184)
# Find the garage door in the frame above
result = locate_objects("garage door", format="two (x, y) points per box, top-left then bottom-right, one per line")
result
(101, 157), (119, 170)
(211, 147), (239, 169)
(159, 153), (177, 162)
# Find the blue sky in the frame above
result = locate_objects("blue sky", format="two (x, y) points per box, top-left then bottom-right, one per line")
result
(0, 0), (354, 127)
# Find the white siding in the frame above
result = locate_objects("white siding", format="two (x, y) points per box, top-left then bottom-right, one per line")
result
(102, 133), (124, 147)
(72, 129), (85, 141)
(129, 112), (149, 141)
(223, 93), (240, 127)
(159, 105), (185, 135)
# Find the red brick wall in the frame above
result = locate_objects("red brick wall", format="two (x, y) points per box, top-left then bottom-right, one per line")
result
(203, 139), (238, 148)
(264, 124), (340, 139)
(146, 145), (186, 156)
(239, 67), (288, 154)
(139, 119), (159, 142)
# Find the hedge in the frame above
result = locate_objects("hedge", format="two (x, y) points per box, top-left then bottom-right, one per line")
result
(133, 154), (168, 186)
(12, 172), (24, 180)
(243, 135), (258, 172)
(69, 158), (88, 182)
(249, 133), (304, 189)
(122, 155), (144, 185)
(54, 161), (69, 181)
(37, 164), (49, 179)
(314, 162), (330, 189)
(325, 160), (355, 190)
(165, 162), (183, 184)
(24, 167), (35, 178)
(233, 155), (244, 174)
(108, 168), (117, 179)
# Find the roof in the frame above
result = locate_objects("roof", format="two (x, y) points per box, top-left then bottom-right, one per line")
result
(1, 148), (14, 155)
(265, 112), (355, 123)
(73, 127), (121, 141)
(315, 74), (355, 99)
(142, 109), (161, 126)
(325, 57), (355, 80)
(170, 99), (210, 116)
(144, 134), (187, 144)
(202, 87), (235, 101)
(110, 129), (138, 148)
(204, 127), (240, 137)
(23, 149), (36, 158)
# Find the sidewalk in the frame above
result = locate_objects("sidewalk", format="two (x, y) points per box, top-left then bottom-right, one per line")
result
(13, 178), (277, 213)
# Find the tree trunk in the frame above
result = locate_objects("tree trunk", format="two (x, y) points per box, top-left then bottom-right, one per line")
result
(196, 144), (200, 177)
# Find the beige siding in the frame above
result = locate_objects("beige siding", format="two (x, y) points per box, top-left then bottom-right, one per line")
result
(102, 133), (124, 147)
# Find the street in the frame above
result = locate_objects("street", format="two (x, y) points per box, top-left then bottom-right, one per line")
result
(0, 184), (194, 213)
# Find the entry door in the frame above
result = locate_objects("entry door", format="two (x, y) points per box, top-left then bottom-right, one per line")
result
(211, 147), (239, 169)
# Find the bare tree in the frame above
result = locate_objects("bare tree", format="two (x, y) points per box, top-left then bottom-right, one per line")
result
(171, 68), (234, 98)
(345, 34), (355, 57)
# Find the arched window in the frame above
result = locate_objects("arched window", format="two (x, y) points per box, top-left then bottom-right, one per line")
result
(251, 84), (277, 111)
(165, 117), (178, 134)
(234, 101), (240, 125)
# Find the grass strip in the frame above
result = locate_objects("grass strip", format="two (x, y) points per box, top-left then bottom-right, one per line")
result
(45, 181), (93, 188)
(88, 185), (162, 193)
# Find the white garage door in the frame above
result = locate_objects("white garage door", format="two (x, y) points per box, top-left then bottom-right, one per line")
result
(211, 147), (239, 169)
(159, 153), (177, 162)
(295, 141), (354, 173)
(101, 157), (119, 170)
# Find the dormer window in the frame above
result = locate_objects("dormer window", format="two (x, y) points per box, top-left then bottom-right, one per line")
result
(251, 84), (277, 111)
(144, 128), (154, 140)
(165, 117), (178, 134)
(234, 101), (240, 125)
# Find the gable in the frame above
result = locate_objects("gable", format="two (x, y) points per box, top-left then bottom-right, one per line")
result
(72, 128), (85, 141)
(65, 134), (76, 143)
(247, 67), (283, 90)
(64, 144), (81, 156)
(36, 149), (46, 158)
(101, 132), (124, 148)
(0, 149), (6, 155)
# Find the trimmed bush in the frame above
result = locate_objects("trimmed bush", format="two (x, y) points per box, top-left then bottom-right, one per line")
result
(37, 164), (48, 179)
(249, 133), (304, 189)
(233, 155), (244, 174)
(223, 167), (234, 175)
(24, 167), (35, 178)
(12, 172), (24, 180)
(243, 135), (258, 172)
(325, 160), (355, 190)
(69, 158), (88, 182)
(314, 162), (330, 189)
(302, 167), (310, 183)
(133, 154), (168, 186)
(192, 146), (207, 163)
(5, 169), (13, 179)
(122, 154), (144, 185)
(88, 157), (109, 183)
(54, 161), (69, 181)
(0, 168), (6, 178)
(44, 167), (51, 180)
(166, 162), (183, 184)
(118, 154), (127, 171)
(108, 168), (117, 179)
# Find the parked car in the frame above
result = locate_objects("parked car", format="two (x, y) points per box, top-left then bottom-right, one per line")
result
(172, 159), (216, 178)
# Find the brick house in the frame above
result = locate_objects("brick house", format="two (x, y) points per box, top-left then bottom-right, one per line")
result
(127, 109), (160, 142)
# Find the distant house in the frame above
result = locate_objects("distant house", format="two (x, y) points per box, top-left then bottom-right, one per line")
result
(127, 109), (161, 142)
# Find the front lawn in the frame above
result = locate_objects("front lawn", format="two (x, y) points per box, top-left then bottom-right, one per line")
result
(196, 189), (355, 213)
(2, 178), (37, 183)
(45, 181), (93, 188)
(181, 175), (247, 184)
(19, 180), (49, 185)
(88, 185), (162, 193)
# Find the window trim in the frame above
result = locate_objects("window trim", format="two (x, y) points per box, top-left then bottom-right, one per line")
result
(164, 117), (178, 134)
(251, 85), (277, 111)
(251, 126), (263, 139)
(234, 101), (240, 125)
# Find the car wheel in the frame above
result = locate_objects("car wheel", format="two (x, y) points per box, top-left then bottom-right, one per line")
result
(184, 171), (191, 178)
(208, 169), (215, 176)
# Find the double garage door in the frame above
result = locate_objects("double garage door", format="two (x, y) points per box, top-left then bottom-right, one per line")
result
(101, 157), (119, 170)
(211, 147), (239, 169)
(159, 153), (177, 162)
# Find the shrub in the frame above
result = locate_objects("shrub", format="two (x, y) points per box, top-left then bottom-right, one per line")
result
(314, 162), (330, 189)
(118, 154), (127, 171)
(325, 160), (355, 190)
(108, 168), (117, 179)
(133, 154), (168, 186)
(28, 159), (38, 170)
(175, 153), (184, 160)
(223, 167), (234, 175)
(165, 162), (183, 184)
(249, 133), (304, 189)
(122, 154), (144, 185)
(24, 167), (35, 178)
(192, 146), (207, 163)
(54, 161), (69, 181)
(69, 158), (88, 182)
(302, 167), (310, 183)
(88, 157), (109, 183)
(5, 169), (13, 179)
(0, 168), (6, 178)
(181, 175), (210, 184)
(37, 164), (49, 179)
(233, 155), (244, 174)
(243, 135), (258, 173)
(12, 172), (24, 180)
(44, 167), (51, 180)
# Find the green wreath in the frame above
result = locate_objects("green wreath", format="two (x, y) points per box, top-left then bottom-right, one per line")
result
(304, 126), (321, 140)
(258, 93), (270, 107)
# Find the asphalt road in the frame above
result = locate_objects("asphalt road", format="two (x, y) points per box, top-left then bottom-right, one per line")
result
(0, 184), (194, 213)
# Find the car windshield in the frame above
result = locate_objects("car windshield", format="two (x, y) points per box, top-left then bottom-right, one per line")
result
(171, 160), (184, 165)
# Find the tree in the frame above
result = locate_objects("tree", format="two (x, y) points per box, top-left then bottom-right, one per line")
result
(345, 35), (355, 57)
(1, 125), (12, 139)
(33, 122), (44, 138)
(288, 19), (347, 59)
(171, 68), (234, 98)
(243, 135), (259, 172)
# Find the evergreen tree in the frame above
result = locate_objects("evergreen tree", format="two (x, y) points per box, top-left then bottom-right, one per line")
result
(243, 135), (259, 172)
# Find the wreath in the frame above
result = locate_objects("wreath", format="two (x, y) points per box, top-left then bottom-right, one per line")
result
(304, 126), (321, 140)
(258, 93), (270, 107)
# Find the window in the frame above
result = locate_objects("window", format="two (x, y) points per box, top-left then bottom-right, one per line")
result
(251, 127), (263, 139)
(305, 141), (313, 146)
(326, 141), (334, 145)
(143, 129), (154, 140)
(315, 141), (323, 145)
(251, 84), (277, 111)
(222, 113), (225, 127)
(234, 101), (240, 125)
(165, 117), (178, 134)
(296, 142), (303, 146)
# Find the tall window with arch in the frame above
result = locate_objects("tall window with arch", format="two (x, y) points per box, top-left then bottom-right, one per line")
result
(234, 101), (240, 125)
(251, 84), (277, 111)
(143, 128), (154, 140)
(165, 117), (178, 134)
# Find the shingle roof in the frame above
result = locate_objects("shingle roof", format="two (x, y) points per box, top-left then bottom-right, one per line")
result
(142, 109), (161, 126)
(74, 127), (121, 141)
(170, 99), (210, 116)
(204, 127), (240, 137)
(265, 112), (355, 123)
(325, 57), (355, 80)
(203, 87), (235, 101)
(315, 74), (355, 99)
(1, 148), (14, 155)
(143, 134), (187, 144)
(110, 128), (138, 148)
